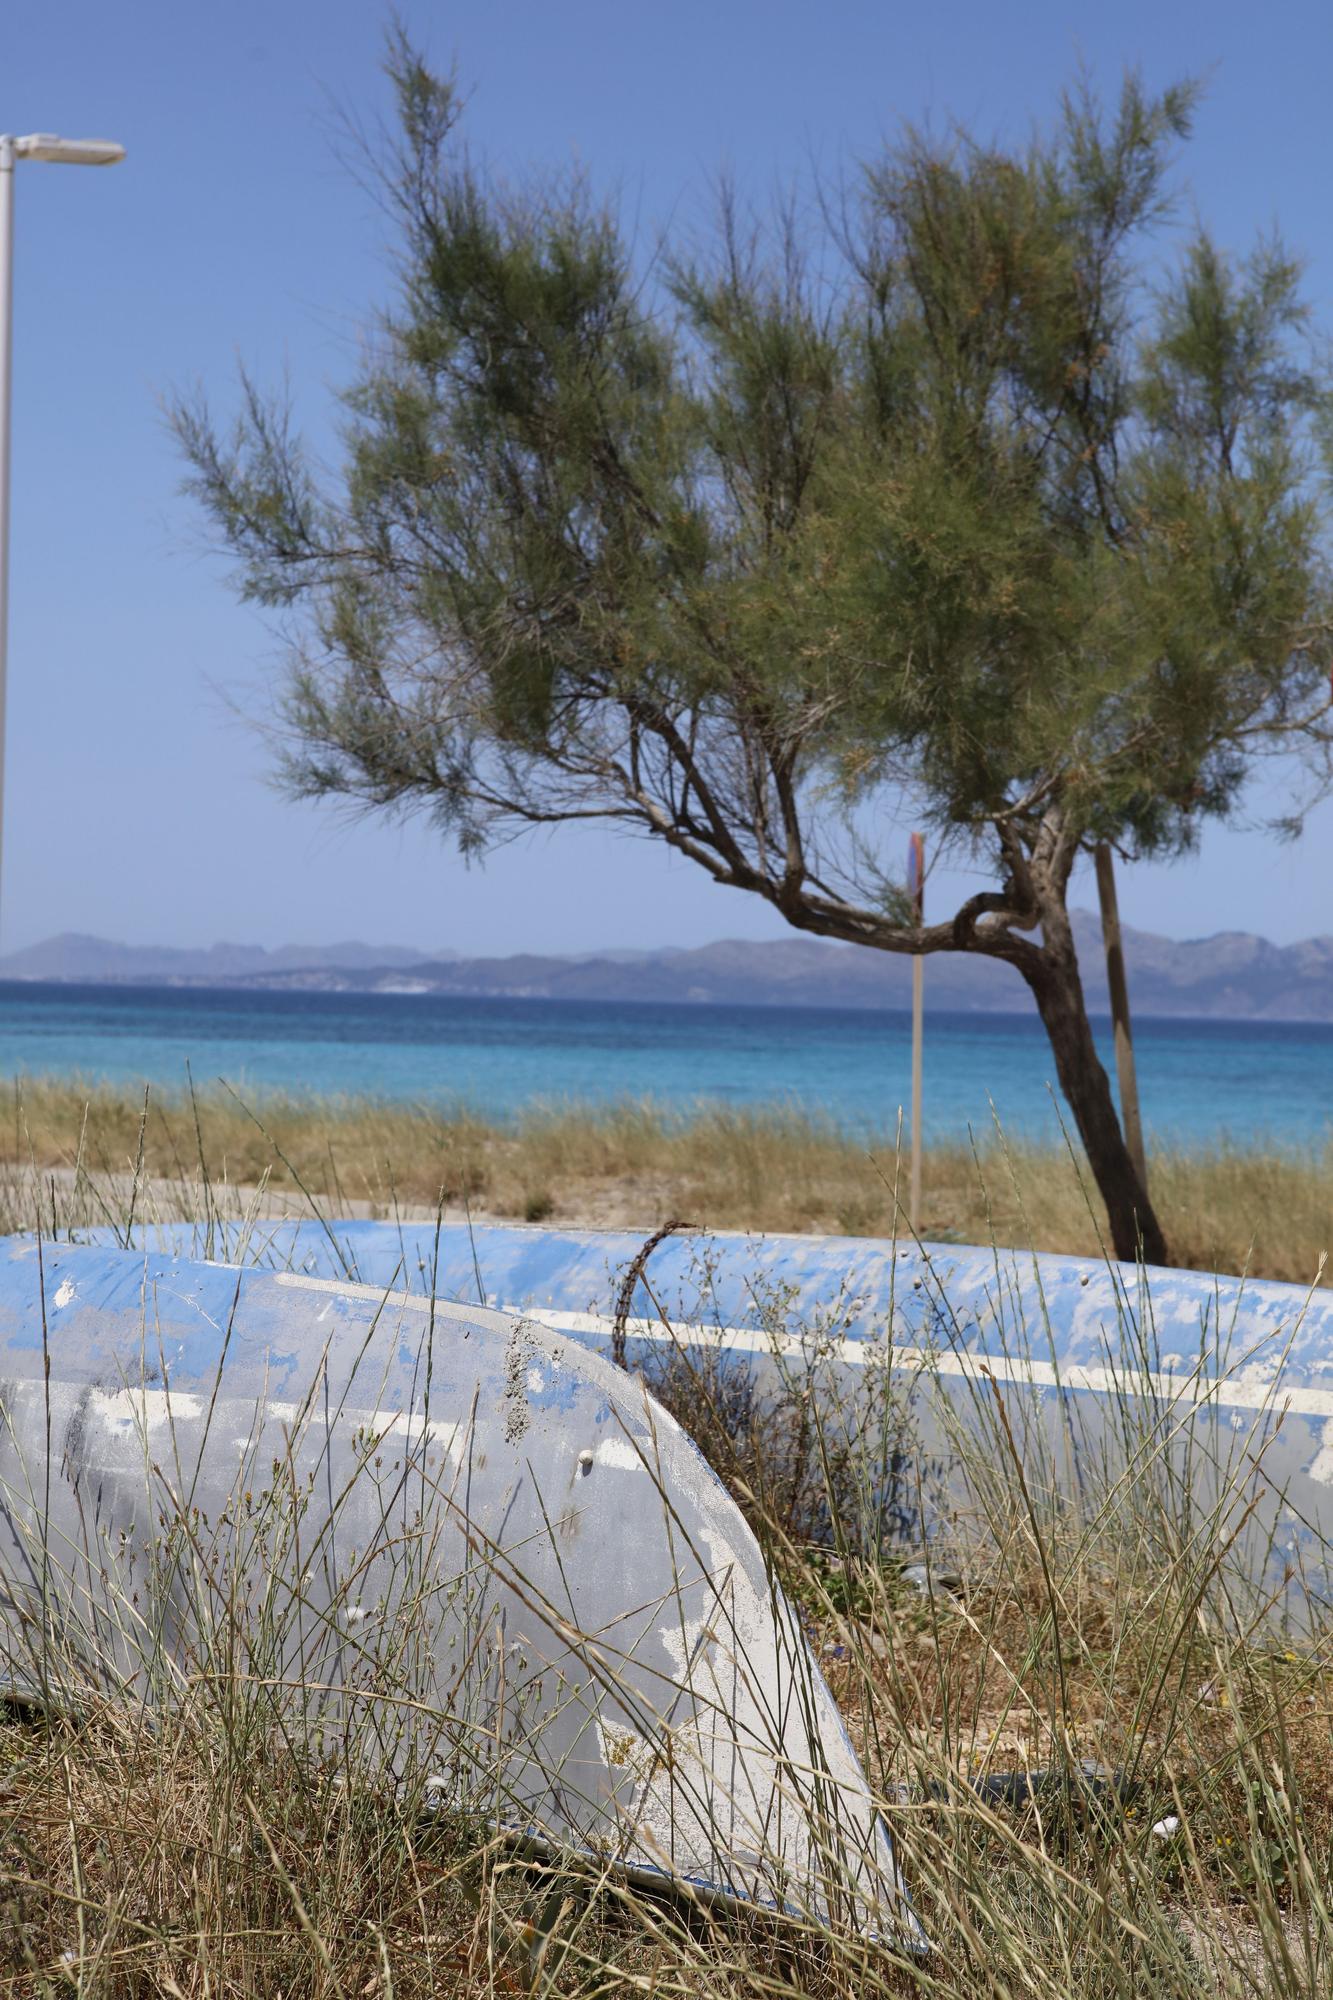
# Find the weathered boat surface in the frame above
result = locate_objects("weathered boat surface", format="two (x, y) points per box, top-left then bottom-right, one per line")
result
(0, 1236), (918, 1941)
(82, 1219), (1333, 1594)
(94, 1215), (1333, 1367)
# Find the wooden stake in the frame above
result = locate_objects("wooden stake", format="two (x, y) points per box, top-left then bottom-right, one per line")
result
(910, 951), (923, 1233)
(907, 831), (925, 1234)
(1093, 842), (1148, 1196)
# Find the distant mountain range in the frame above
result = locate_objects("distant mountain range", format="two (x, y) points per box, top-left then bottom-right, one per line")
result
(0, 936), (446, 984)
(4, 920), (1333, 1021)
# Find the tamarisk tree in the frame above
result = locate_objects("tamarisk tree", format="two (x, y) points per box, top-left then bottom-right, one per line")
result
(175, 48), (1333, 1264)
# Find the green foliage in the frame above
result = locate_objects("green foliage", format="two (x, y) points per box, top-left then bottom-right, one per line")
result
(171, 44), (1333, 1259)
(174, 53), (1333, 883)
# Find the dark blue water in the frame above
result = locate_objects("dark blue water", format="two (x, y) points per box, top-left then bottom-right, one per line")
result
(0, 980), (1323, 1146)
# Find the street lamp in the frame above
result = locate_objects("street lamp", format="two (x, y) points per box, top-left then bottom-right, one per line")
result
(0, 131), (125, 955)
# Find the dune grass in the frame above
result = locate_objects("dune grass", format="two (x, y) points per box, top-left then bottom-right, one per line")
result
(1, 1146), (1333, 1996)
(0, 1075), (1328, 1283)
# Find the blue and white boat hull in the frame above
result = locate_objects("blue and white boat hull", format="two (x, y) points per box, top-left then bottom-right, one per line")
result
(0, 1235), (917, 1940)
(92, 1218), (1333, 1601)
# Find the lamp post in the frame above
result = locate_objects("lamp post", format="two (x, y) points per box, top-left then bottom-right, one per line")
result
(0, 132), (125, 953)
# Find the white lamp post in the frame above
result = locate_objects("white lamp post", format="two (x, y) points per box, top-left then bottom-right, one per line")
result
(0, 132), (125, 954)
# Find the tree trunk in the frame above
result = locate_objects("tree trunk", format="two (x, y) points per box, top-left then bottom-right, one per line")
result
(1019, 905), (1169, 1268)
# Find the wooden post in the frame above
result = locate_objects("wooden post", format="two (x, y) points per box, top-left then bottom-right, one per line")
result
(907, 832), (925, 1234)
(1093, 842), (1148, 1196)
(910, 953), (923, 1233)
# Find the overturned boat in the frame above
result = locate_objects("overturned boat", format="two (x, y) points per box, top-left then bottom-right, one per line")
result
(85, 1216), (1333, 1602)
(0, 1235), (919, 1941)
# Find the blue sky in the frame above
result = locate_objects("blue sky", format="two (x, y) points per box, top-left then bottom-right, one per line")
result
(5, 0), (1332, 956)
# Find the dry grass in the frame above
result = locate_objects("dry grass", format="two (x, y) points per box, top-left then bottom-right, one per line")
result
(4, 1253), (1333, 1996)
(0, 1076), (1328, 1282)
(1, 1083), (1332, 1991)
(8, 1543), (1331, 1998)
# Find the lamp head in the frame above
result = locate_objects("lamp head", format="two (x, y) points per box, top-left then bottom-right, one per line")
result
(15, 135), (125, 166)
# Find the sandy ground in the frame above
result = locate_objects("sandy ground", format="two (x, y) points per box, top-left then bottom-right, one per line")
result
(16, 1161), (692, 1238)
(16, 1160), (697, 1238)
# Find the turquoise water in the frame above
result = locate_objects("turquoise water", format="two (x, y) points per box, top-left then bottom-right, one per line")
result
(0, 980), (1322, 1147)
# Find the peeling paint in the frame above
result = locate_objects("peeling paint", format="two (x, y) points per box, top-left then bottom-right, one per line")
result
(595, 1438), (643, 1472)
(1309, 1418), (1333, 1486)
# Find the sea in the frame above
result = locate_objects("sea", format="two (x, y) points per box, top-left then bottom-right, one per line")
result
(0, 979), (1325, 1149)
